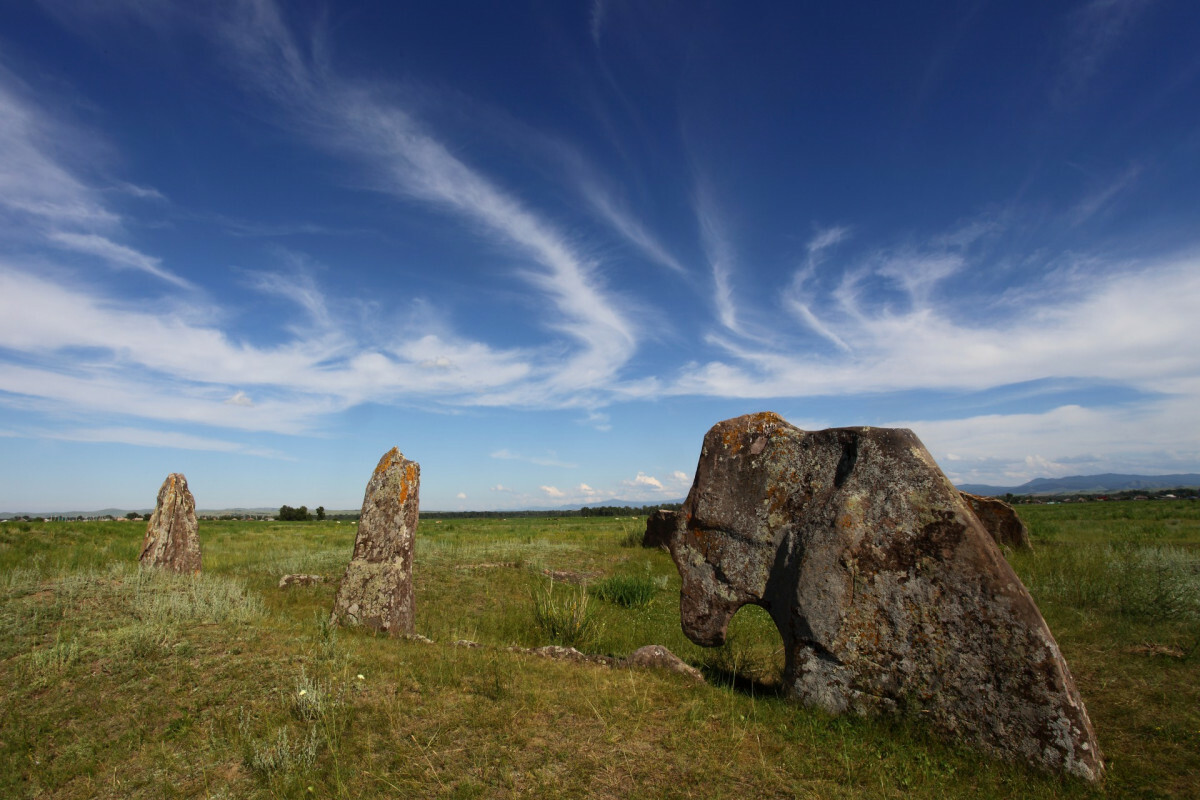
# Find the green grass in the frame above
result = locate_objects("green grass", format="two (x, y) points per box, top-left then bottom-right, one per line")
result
(591, 573), (663, 608)
(0, 504), (1197, 797)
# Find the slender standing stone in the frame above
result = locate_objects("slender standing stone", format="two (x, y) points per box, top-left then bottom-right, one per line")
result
(140, 473), (201, 573)
(330, 448), (419, 635)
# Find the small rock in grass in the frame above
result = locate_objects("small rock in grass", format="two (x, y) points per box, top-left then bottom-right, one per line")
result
(623, 645), (704, 683)
(279, 574), (325, 589)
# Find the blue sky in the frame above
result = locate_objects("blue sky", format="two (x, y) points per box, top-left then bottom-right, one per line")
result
(2, 1), (1199, 512)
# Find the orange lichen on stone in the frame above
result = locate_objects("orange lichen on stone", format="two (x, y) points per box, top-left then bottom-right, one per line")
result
(374, 447), (400, 478)
(398, 462), (418, 505)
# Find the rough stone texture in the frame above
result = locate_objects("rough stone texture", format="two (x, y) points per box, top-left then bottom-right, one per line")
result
(139, 473), (201, 573)
(667, 412), (1103, 781)
(330, 448), (419, 636)
(279, 574), (325, 589)
(642, 509), (679, 549)
(624, 645), (704, 683)
(961, 491), (1033, 551)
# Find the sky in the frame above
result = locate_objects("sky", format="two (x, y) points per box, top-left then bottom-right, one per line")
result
(2, 0), (1199, 512)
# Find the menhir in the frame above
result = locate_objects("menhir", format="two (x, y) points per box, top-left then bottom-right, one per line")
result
(667, 413), (1103, 781)
(140, 473), (201, 573)
(330, 448), (419, 636)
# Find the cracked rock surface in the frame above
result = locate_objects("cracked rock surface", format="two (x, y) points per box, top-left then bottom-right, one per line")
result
(139, 473), (201, 574)
(668, 412), (1102, 781)
(330, 448), (419, 636)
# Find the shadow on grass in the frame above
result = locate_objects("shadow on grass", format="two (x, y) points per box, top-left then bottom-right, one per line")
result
(699, 664), (788, 698)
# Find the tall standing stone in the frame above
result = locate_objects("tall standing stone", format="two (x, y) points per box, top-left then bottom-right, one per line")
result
(667, 413), (1103, 781)
(330, 448), (419, 636)
(140, 473), (201, 573)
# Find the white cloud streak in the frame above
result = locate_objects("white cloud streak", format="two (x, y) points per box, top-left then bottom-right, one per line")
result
(48, 232), (193, 288)
(490, 449), (578, 469)
(23, 425), (288, 459)
(218, 0), (638, 403)
(694, 179), (739, 333)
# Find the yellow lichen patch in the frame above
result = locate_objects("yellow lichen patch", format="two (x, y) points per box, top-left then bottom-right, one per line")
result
(374, 447), (400, 478)
(398, 462), (418, 505)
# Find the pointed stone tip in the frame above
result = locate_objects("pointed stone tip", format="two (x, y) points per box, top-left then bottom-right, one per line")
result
(373, 447), (404, 477)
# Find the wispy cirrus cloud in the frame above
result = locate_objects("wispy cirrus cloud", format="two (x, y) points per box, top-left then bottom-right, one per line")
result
(1054, 0), (1152, 107)
(0, 67), (189, 288)
(48, 231), (193, 288)
(1068, 162), (1143, 226)
(491, 449), (578, 469)
(217, 0), (639, 403)
(663, 244), (1200, 401)
(693, 176), (739, 333)
(0, 71), (115, 231)
(18, 425), (290, 459)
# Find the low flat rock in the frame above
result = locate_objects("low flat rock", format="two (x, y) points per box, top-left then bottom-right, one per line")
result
(330, 448), (419, 636)
(667, 412), (1103, 781)
(623, 645), (704, 683)
(139, 473), (201, 574)
(961, 491), (1033, 550)
(279, 574), (325, 589)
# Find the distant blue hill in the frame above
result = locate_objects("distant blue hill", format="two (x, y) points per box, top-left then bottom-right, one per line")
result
(957, 473), (1200, 496)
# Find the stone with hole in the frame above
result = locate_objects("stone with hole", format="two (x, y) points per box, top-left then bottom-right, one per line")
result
(330, 448), (419, 636)
(667, 412), (1103, 781)
(139, 473), (201, 573)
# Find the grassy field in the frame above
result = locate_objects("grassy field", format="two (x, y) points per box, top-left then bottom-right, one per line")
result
(1, 502), (1197, 798)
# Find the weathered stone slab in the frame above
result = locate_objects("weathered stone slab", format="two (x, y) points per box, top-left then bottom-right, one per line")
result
(330, 448), (419, 636)
(279, 574), (325, 589)
(139, 473), (201, 573)
(667, 412), (1103, 781)
(961, 491), (1033, 551)
(642, 509), (679, 549)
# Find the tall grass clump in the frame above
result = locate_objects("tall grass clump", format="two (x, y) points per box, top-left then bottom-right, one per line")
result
(531, 580), (602, 649)
(129, 566), (266, 625)
(1021, 542), (1200, 621)
(592, 574), (660, 608)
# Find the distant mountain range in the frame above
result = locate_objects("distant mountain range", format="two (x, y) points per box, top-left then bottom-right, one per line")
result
(957, 473), (1200, 496)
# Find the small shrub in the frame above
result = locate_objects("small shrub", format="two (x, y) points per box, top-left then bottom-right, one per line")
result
(291, 668), (333, 722)
(592, 574), (658, 608)
(239, 720), (319, 777)
(531, 581), (602, 649)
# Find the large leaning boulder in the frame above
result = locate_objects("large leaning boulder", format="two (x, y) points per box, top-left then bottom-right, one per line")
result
(330, 448), (419, 636)
(667, 413), (1102, 781)
(139, 473), (201, 573)
(961, 491), (1033, 551)
(642, 509), (679, 549)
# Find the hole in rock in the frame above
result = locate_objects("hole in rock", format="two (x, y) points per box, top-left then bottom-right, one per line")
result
(700, 603), (786, 697)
